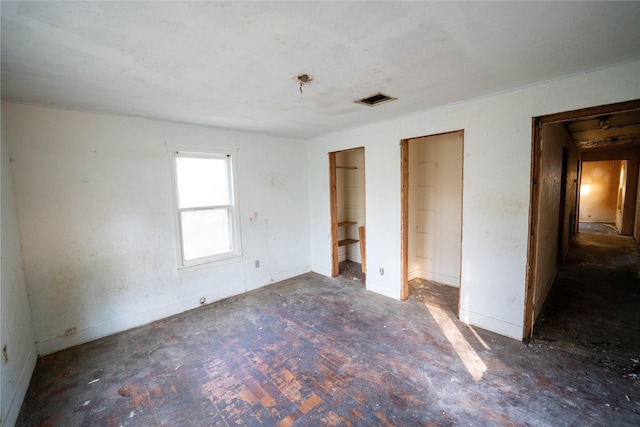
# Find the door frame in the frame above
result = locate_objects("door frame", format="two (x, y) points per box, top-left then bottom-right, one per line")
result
(401, 140), (409, 299)
(329, 147), (366, 277)
(329, 151), (339, 277)
(557, 146), (569, 261)
(524, 99), (640, 338)
(400, 130), (465, 304)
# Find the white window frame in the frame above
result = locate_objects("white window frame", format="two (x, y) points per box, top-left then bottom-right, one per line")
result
(173, 150), (242, 267)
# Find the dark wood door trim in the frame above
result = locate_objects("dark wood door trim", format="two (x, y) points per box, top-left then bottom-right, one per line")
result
(525, 118), (542, 338)
(329, 152), (339, 277)
(400, 139), (409, 300)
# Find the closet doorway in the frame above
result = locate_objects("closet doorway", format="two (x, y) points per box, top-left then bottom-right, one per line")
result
(329, 147), (366, 281)
(401, 131), (464, 312)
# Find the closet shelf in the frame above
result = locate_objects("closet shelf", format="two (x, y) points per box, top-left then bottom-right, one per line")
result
(338, 221), (359, 246)
(338, 239), (359, 247)
(338, 221), (357, 227)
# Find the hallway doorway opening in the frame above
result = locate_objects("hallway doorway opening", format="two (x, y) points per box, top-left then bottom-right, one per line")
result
(526, 99), (640, 338)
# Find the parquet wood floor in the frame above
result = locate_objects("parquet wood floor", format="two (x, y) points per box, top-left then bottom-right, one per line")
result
(16, 236), (640, 426)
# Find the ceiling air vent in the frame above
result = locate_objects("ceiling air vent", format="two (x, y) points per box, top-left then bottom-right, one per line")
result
(355, 92), (397, 107)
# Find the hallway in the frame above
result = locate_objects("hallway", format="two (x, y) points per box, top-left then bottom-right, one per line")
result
(533, 228), (640, 403)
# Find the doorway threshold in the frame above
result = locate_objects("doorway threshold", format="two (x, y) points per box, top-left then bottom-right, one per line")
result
(338, 260), (365, 284)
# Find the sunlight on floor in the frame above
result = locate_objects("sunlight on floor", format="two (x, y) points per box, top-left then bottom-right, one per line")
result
(426, 303), (487, 381)
(467, 325), (491, 350)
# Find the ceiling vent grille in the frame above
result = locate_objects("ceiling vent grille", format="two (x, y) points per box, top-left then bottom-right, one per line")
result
(355, 92), (397, 107)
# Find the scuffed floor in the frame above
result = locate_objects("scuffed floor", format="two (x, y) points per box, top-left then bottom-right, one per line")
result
(338, 260), (365, 283)
(579, 221), (619, 236)
(408, 278), (458, 313)
(16, 232), (640, 426)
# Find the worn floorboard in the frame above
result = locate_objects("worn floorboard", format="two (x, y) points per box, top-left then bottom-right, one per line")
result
(16, 231), (640, 426)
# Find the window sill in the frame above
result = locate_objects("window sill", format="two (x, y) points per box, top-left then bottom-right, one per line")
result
(177, 253), (244, 271)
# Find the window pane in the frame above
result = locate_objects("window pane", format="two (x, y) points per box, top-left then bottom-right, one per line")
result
(181, 209), (231, 260)
(176, 157), (229, 208)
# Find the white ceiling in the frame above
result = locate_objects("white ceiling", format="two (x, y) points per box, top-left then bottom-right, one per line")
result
(2, 1), (640, 139)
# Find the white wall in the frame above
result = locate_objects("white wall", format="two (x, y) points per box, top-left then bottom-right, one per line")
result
(408, 132), (463, 287)
(4, 102), (310, 355)
(1, 106), (37, 427)
(308, 60), (640, 339)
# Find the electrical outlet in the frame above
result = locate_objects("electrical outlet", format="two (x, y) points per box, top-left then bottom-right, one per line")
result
(199, 297), (206, 306)
(379, 268), (384, 275)
(255, 260), (260, 268)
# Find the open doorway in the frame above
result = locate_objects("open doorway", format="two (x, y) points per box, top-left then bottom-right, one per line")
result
(525, 99), (640, 338)
(329, 147), (366, 282)
(578, 160), (627, 235)
(401, 131), (464, 314)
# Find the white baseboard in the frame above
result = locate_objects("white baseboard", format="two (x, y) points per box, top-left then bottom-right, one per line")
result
(2, 343), (37, 427)
(36, 265), (313, 356)
(459, 309), (523, 340)
(245, 265), (311, 292)
(310, 263), (332, 278)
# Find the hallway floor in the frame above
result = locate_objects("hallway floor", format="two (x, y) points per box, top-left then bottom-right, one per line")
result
(16, 233), (640, 426)
(578, 221), (619, 236)
(534, 230), (640, 407)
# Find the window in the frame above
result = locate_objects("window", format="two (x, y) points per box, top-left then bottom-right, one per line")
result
(174, 151), (240, 266)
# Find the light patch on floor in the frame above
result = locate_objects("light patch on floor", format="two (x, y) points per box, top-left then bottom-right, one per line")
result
(426, 303), (487, 382)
